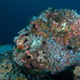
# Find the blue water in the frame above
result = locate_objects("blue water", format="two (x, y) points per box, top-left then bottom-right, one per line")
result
(0, 0), (80, 44)
(0, 44), (13, 54)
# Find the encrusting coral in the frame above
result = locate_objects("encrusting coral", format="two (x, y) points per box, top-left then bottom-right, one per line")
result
(16, 76), (27, 80)
(0, 59), (13, 73)
(74, 66), (80, 80)
(74, 66), (80, 76)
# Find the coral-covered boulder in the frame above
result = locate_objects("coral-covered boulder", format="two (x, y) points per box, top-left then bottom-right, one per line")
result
(13, 8), (80, 74)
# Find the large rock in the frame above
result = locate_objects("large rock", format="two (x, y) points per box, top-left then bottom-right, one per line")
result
(13, 8), (80, 74)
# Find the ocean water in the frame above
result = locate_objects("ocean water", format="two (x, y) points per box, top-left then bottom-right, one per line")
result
(0, 0), (80, 44)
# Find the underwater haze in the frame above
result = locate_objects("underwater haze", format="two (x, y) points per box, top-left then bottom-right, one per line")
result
(0, 0), (80, 44)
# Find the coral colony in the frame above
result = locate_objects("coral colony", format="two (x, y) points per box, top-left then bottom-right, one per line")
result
(0, 7), (80, 80)
(13, 7), (80, 74)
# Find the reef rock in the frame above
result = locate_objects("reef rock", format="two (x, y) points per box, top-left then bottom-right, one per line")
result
(13, 8), (80, 74)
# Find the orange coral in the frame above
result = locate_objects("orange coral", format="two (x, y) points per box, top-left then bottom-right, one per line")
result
(16, 39), (24, 49)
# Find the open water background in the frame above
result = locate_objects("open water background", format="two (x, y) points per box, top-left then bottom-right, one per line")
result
(0, 0), (80, 44)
